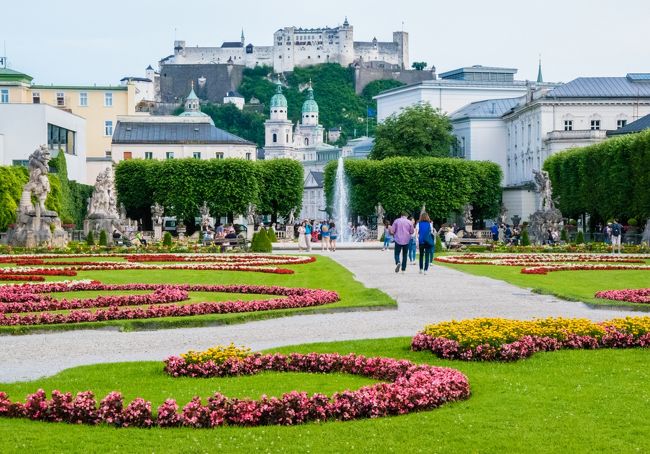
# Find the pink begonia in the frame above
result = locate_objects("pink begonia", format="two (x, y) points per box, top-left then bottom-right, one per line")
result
(595, 288), (650, 304)
(0, 354), (470, 428)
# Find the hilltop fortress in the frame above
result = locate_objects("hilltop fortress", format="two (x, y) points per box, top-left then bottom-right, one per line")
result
(163, 18), (409, 73)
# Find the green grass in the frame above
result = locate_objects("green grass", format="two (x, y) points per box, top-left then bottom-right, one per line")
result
(1, 337), (648, 453)
(437, 260), (650, 309)
(0, 256), (395, 335)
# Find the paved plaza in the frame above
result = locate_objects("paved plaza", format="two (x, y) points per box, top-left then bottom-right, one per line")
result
(0, 250), (638, 382)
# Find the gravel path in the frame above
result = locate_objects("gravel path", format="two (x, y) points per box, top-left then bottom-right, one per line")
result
(0, 250), (638, 382)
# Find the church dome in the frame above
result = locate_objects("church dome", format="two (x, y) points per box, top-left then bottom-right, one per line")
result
(270, 81), (287, 108)
(301, 85), (319, 114)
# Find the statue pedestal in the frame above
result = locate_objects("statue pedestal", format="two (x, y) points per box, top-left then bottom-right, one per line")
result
(464, 225), (473, 234)
(11, 211), (67, 248)
(285, 226), (294, 241)
(177, 225), (186, 241)
(153, 225), (162, 241)
(377, 224), (385, 241)
(247, 224), (255, 241)
(84, 216), (120, 245)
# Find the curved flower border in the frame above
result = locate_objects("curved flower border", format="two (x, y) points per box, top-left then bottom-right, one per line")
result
(0, 353), (470, 428)
(412, 317), (650, 361)
(595, 288), (650, 304)
(0, 283), (339, 326)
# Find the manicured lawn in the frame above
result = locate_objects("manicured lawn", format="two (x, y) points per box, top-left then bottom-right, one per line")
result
(0, 256), (395, 335)
(436, 259), (650, 309)
(1, 337), (648, 453)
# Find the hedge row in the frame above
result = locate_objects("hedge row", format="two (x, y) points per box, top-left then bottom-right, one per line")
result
(114, 159), (303, 228)
(543, 130), (650, 221)
(323, 157), (502, 221)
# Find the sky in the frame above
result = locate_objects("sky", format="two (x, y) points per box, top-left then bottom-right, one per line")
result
(2, 0), (649, 86)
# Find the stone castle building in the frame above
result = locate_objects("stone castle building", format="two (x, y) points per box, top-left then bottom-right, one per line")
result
(165, 18), (409, 73)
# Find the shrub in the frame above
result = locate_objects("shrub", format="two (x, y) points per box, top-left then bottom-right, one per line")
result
(435, 234), (444, 253)
(628, 218), (638, 226)
(98, 230), (108, 246)
(560, 229), (568, 242)
(163, 232), (173, 247)
(575, 231), (585, 244)
(521, 229), (530, 246)
(86, 231), (95, 246)
(251, 228), (272, 253)
(267, 227), (278, 243)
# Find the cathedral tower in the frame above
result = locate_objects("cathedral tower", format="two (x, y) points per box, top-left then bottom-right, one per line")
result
(264, 80), (294, 159)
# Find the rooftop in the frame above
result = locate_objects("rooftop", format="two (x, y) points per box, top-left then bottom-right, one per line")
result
(607, 113), (650, 136)
(449, 97), (524, 121)
(439, 65), (518, 80)
(221, 42), (243, 48)
(373, 78), (529, 99)
(547, 74), (650, 98)
(31, 84), (128, 91)
(112, 121), (254, 145)
(0, 68), (33, 83)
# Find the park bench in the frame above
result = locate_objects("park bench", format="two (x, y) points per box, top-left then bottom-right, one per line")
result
(202, 237), (249, 251)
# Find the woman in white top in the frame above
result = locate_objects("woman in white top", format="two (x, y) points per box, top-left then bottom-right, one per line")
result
(297, 222), (307, 251)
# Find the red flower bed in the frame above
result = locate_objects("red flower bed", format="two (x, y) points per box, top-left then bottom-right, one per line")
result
(0, 283), (340, 326)
(595, 288), (650, 304)
(0, 275), (45, 282)
(520, 264), (650, 275)
(0, 354), (470, 428)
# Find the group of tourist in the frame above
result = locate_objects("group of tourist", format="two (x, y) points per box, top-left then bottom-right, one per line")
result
(385, 212), (438, 275)
(202, 224), (238, 244)
(297, 220), (339, 252)
(490, 223), (522, 246)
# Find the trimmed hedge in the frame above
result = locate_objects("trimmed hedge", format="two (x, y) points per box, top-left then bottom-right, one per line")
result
(544, 130), (650, 221)
(115, 159), (302, 228)
(324, 157), (502, 221)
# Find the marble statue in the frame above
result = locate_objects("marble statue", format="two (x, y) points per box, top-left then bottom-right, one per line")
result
(463, 204), (473, 226)
(533, 169), (555, 211)
(9, 145), (67, 247)
(528, 169), (562, 244)
(151, 203), (165, 227)
(376, 203), (385, 225)
(246, 203), (256, 225)
(87, 167), (119, 220)
(199, 201), (211, 230)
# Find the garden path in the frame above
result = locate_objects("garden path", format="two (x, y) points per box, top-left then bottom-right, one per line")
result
(0, 250), (638, 381)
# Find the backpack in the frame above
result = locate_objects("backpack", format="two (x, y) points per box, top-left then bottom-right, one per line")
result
(611, 223), (621, 237)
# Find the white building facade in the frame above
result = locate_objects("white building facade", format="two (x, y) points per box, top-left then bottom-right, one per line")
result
(0, 103), (87, 182)
(167, 18), (408, 73)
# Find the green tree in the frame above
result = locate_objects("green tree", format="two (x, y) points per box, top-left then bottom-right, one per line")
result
(163, 231), (173, 247)
(411, 62), (428, 71)
(200, 103), (266, 147)
(0, 166), (28, 231)
(86, 231), (95, 246)
(370, 103), (454, 160)
(99, 230), (108, 246)
(256, 159), (303, 223)
(115, 159), (158, 229)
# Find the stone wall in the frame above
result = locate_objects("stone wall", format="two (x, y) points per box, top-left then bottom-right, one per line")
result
(354, 65), (436, 94)
(159, 64), (244, 103)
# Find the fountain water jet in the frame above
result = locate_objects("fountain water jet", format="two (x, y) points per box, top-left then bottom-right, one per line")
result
(332, 157), (351, 242)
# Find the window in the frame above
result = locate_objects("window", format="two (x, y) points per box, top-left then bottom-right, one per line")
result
(104, 92), (113, 107)
(246, 152), (252, 160)
(590, 120), (601, 130)
(166, 152), (174, 160)
(123, 151), (132, 160)
(104, 120), (113, 136)
(272, 133), (277, 143)
(79, 92), (88, 106)
(32, 92), (40, 104)
(215, 152), (224, 159)
(0, 89), (8, 103)
(56, 92), (65, 106)
(617, 119), (627, 129)
(564, 120), (573, 131)
(304, 137), (309, 146)
(47, 123), (76, 155)
(144, 151), (153, 160)
(286, 134), (289, 142)
(193, 152), (201, 159)
(105, 150), (112, 158)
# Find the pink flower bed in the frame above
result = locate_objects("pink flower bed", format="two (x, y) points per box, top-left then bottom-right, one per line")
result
(595, 288), (650, 304)
(0, 353), (470, 428)
(411, 327), (650, 362)
(520, 264), (650, 275)
(0, 283), (339, 326)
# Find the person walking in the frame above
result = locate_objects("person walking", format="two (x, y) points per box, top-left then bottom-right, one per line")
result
(382, 220), (392, 250)
(329, 222), (338, 252)
(416, 212), (435, 274)
(407, 216), (417, 265)
(610, 219), (622, 254)
(320, 221), (330, 251)
(390, 212), (414, 273)
(297, 222), (307, 251)
(304, 220), (312, 252)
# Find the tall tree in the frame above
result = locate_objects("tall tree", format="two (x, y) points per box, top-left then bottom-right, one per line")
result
(370, 103), (454, 160)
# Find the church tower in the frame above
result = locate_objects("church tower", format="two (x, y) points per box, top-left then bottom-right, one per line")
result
(293, 81), (324, 153)
(264, 80), (294, 159)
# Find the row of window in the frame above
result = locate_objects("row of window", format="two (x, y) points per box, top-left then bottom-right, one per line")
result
(0, 89), (115, 107)
(563, 119), (627, 131)
(119, 151), (251, 160)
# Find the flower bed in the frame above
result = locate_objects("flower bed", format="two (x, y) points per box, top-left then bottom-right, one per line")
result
(411, 317), (650, 361)
(0, 282), (339, 326)
(595, 289), (650, 304)
(435, 253), (650, 275)
(0, 353), (470, 428)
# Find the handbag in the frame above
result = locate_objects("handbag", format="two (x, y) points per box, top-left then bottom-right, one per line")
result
(422, 222), (435, 248)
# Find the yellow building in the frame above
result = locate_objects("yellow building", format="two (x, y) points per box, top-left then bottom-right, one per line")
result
(0, 67), (136, 181)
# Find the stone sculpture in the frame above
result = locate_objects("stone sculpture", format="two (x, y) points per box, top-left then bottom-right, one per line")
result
(9, 145), (67, 247)
(528, 169), (562, 244)
(199, 201), (211, 231)
(84, 167), (122, 243)
(151, 203), (165, 241)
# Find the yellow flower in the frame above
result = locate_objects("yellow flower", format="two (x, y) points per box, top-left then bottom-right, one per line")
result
(180, 343), (252, 365)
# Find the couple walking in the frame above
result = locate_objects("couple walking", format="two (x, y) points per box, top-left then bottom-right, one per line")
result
(390, 212), (435, 274)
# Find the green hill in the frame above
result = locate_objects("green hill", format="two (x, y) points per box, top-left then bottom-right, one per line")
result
(199, 64), (405, 147)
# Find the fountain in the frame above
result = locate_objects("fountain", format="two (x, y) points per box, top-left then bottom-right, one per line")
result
(332, 157), (351, 242)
